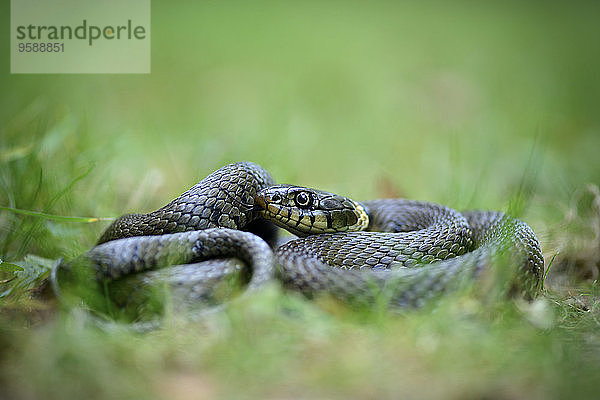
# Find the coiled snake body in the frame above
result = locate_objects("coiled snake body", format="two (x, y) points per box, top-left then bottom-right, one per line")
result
(54, 162), (544, 317)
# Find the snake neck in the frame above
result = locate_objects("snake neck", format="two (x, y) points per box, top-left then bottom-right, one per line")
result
(98, 162), (275, 244)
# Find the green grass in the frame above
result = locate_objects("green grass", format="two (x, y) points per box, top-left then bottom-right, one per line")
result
(2, 0), (600, 398)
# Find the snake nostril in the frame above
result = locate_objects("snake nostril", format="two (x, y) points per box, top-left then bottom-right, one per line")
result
(321, 198), (343, 210)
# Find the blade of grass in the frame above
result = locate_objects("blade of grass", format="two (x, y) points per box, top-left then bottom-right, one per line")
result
(15, 163), (96, 257)
(0, 206), (114, 223)
(507, 132), (545, 217)
(542, 252), (558, 290)
(1, 168), (43, 254)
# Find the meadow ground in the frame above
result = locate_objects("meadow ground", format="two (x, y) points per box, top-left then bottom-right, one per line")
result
(1, 1), (600, 399)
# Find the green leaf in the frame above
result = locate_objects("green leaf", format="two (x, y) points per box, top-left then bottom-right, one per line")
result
(0, 259), (25, 273)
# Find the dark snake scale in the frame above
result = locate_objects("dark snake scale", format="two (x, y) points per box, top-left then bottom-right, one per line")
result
(54, 162), (544, 316)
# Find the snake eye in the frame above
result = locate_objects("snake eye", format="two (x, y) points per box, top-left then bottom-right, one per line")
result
(295, 191), (312, 208)
(270, 193), (282, 203)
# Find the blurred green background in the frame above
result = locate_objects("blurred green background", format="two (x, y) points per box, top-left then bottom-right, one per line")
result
(1, 1), (600, 399)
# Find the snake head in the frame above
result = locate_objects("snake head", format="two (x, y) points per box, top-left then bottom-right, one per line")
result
(255, 185), (369, 237)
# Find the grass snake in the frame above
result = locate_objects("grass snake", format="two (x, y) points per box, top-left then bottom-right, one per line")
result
(52, 162), (544, 318)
